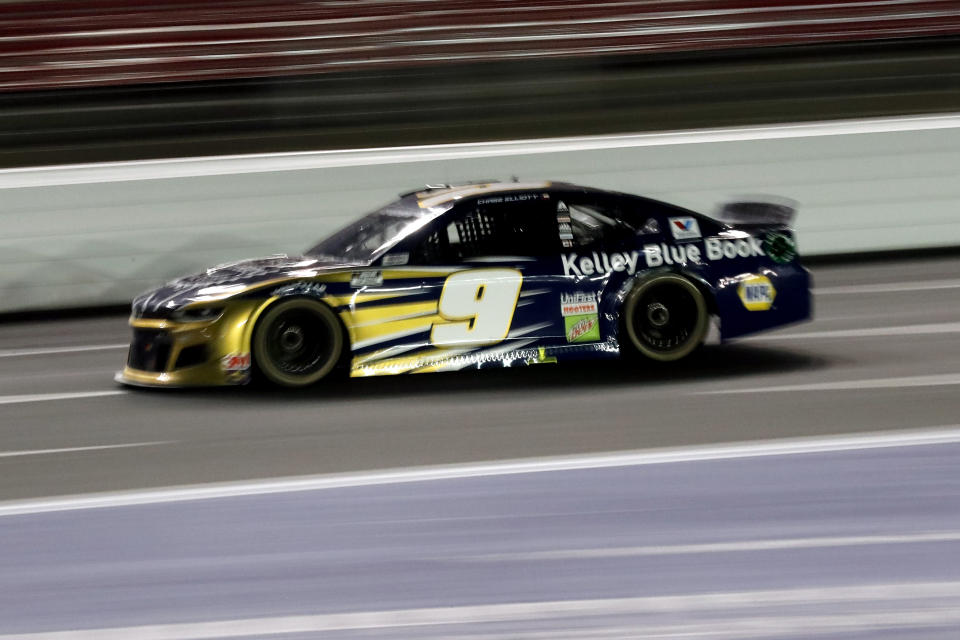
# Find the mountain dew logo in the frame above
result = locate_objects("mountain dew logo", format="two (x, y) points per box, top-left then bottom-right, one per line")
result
(565, 313), (600, 343)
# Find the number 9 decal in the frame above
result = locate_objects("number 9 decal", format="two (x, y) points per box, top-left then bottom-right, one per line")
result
(431, 269), (523, 346)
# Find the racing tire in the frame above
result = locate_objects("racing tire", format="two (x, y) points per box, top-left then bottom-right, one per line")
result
(252, 298), (345, 387)
(622, 273), (709, 362)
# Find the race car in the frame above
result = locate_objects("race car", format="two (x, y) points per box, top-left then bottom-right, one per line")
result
(116, 181), (811, 388)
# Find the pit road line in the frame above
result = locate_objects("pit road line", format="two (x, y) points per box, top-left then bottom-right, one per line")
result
(696, 373), (960, 395)
(755, 321), (960, 340)
(3, 582), (960, 640)
(814, 279), (960, 295)
(0, 344), (126, 358)
(0, 390), (126, 406)
(456, 531), (960, 562)
(0, 442), (172, 459)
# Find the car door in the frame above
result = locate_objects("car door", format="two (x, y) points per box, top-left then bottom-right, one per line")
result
(401, 195), (566, 361)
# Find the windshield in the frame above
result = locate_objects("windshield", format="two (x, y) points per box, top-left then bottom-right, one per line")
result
(304, 200), (428, 263)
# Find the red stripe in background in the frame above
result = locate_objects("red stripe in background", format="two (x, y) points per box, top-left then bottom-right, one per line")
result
(0, 0), (957, 91)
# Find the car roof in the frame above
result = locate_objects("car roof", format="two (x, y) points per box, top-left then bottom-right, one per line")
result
(399, 180), (698, 221)
(413, 181), (554, 209)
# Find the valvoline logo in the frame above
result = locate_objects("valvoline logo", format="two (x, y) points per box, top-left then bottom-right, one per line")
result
(668, 216), (701, 241)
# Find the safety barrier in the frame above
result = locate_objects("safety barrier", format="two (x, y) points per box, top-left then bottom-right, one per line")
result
(1, 113), (958, 313)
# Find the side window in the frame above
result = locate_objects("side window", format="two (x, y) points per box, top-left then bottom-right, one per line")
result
(557, 198), (633, 250)
(413, 200), (557, 263)
(414, 228), (447, 264)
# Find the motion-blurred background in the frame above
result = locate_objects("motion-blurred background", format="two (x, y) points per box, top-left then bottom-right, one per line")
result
(4, 3), (960, 639)
(2, 0), (959, 166)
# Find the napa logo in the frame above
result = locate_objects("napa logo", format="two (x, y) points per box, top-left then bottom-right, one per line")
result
(737, 275), (776, 311)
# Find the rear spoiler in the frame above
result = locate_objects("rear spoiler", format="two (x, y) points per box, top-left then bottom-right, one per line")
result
(716, 198), (797, 226)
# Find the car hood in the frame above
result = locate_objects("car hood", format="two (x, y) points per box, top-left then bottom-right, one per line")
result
(132, 255), (358, 317)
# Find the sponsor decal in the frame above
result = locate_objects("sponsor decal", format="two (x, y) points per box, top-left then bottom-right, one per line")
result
(643, 243), (702, 267)
(562, 236), (766, 277)
(561, 291), (600, 343)
(272, 281), (327, 298)
(668, 216), (701, 241)
(525, 346), (558, 365)
(350, 270), (384, 287)
(560, 291), (598, 316)
(565, 314), (600, 343)
(557, 201), (573, 247)
(562, 251), (641, 277)
(382, 253), (409, 266)
(763, 232), (797, 264)
(738, 275), (776, 311)
(221, 352), (251, 372)
(705, 236), (765, 260)
(477, 193), (541, 205)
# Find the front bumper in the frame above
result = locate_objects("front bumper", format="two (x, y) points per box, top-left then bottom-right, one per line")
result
(115, 301), (262, 388)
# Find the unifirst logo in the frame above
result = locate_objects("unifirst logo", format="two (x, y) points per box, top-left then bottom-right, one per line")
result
(738, 275), (776, 311)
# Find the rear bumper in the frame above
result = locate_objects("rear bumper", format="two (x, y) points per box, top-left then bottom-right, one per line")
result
(716, 262), (812, 340)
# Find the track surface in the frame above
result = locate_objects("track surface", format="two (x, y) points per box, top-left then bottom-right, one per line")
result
(3, 439), (960, 637)
(1, 257), (960, 501)
(2, 255), (960, 637)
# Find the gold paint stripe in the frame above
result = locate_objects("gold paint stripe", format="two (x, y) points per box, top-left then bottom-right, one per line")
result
(345, 300), (439, 327)
(313, 272), (354, 283)
(382, 268), (457, 279)
(322, 292), (414, 310)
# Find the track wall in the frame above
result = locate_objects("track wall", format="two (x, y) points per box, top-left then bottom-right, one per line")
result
(2, 114), (958, 313)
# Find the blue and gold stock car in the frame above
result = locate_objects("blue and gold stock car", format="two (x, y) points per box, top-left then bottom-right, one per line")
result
(116, 181), (811, 388)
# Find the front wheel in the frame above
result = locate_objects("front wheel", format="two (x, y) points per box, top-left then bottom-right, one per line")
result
(622, 273), (709, 362)
(252, 298), (344, 387)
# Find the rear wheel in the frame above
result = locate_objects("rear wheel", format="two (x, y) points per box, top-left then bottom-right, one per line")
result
(622, 273), (709, 361)
(252, 298), (344, 387)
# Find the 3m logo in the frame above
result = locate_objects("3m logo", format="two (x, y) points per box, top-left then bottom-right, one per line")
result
(737, 275), (776, 311)
(668, 217), (701, 241)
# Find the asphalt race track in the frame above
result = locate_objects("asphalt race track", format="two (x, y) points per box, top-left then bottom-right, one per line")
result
(2, 257), (960, 500)
(3, 438), (960, 638)
(2, 255), (960, 637)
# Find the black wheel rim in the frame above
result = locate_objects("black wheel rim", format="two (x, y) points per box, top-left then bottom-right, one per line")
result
(264, 309), (333, 376)
(632, 282), (698, 353)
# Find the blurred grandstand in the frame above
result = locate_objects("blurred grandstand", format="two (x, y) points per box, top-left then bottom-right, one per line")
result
(1, 0), (959, 165)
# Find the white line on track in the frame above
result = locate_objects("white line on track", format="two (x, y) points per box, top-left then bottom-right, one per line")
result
(0, 344), (126, 358)
(0, 390), (126, 406)
(0, 441), (170, 459)
(460, 531), (960, 562)
(757, 321), (960, 340)
(814, 279), (960, 295)
(3, 581), (960, 639)
(697, 373), (960, 395)
(2, 426), (960, 517)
